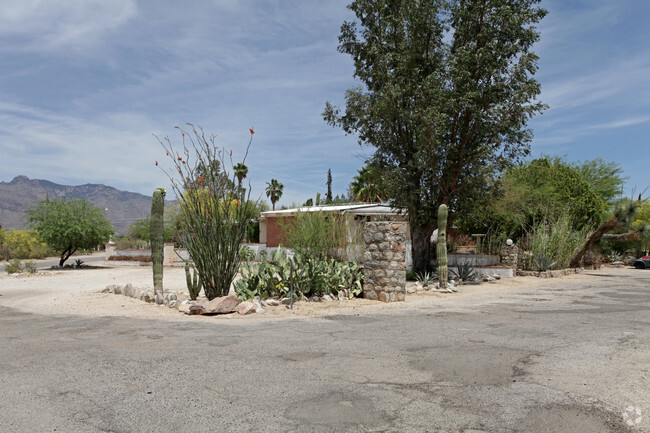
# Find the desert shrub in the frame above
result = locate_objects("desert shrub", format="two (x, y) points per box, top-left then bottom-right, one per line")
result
(281, 211), (349, 260)
(114, 236), (150, 250)
(520, 214), (591, 270)
(24, 261), (38, 274)
(4, 259), (22, 274)
(107, 255), (152, 262)
(3, 229), (54, 259)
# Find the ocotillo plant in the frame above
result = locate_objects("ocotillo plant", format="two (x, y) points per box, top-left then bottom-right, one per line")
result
(156, 124), (256, 300)
(151, 188), (165, 291)
(185, 263), (202, 300)
(437, 204), (448, 290)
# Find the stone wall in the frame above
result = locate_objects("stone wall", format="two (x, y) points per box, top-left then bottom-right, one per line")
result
(363, 222), (407, 302)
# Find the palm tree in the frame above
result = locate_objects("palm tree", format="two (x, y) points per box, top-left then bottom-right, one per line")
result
(233, 163), (248, 188)
(265, 179), (284, 211)
(350, 166), (385, 203)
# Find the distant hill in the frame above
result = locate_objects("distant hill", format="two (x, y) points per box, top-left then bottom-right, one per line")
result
(0, 176), (165, 235)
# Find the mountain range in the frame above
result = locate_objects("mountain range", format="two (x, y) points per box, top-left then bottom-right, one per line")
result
(0, 176), (160, 235)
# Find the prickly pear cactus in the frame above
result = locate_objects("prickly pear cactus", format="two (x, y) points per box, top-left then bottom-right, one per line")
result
(151, 188), (165, 291)
(437, 204), (448, 290)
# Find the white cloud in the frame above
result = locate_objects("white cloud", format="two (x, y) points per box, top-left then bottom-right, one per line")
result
(0, 0), (138, 54)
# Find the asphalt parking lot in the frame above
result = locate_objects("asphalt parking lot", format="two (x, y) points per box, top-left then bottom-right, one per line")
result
(0, 267), (648, 432)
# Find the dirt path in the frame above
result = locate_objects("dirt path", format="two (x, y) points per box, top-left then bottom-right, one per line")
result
(0, 264), (631, 322)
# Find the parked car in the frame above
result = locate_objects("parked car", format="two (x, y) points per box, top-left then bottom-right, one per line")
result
(634, 255), (650, 269)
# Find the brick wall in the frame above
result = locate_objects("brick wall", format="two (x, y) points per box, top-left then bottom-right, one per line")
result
(265, 216), (295, 247)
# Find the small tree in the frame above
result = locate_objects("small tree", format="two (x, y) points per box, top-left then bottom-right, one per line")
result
(27, 199), (114, 267)
(157, 124), (256, 300)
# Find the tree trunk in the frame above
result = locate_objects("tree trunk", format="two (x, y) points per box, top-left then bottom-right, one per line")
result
(59, 246), (76, 267)
(569, 217), (618, 268)
(410, 224), (434, 275)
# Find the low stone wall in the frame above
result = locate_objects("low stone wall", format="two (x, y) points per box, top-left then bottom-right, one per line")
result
(517, 268), (585, 278)
(448, 254), (499, 267)
(363, 222), (407, 302)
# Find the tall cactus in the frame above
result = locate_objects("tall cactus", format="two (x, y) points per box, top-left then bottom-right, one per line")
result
(437, 204), (448, 291)
(151, 188), (165, 291)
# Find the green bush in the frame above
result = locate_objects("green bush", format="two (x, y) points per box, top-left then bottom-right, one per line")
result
(4, 259), (22, 274)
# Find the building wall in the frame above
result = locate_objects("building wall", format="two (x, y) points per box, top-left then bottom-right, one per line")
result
(265, 216), (295, 247)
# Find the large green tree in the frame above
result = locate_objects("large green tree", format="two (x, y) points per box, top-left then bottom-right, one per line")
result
(324, 0), (547, 273)
(27, 199), (114, 267)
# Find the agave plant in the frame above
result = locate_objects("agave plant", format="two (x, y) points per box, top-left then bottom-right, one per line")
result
(534, 254), (557, 272)
(415, 271), (436, 287)
(451, 262), (477, 282)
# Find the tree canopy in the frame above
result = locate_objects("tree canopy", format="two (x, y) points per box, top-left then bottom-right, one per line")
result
(456, 156), (608, 243)
(325, 0), (547, 272)
(27, 198), (114, 266)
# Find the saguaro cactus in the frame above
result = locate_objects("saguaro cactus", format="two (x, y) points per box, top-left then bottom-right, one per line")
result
(151, 188), (165, 291)
(437, 204), (448, 291)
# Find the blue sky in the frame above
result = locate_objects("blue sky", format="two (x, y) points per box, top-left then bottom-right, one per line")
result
(0, 0), (648, 209)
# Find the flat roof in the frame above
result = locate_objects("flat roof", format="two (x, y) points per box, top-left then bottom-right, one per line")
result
(260, 203), (405, 218)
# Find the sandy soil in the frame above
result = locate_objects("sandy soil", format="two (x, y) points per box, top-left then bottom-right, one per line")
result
(0, 264), (618, 322)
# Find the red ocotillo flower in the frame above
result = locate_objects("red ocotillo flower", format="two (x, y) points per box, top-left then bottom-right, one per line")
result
(249, 128), (255, 134)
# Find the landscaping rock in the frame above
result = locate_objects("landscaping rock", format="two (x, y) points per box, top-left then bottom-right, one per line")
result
(267, 299), (281, 306)
(155, 290), (164, 305)
(322, 294), (333, 302)
(252, 298), (265, 313)
(188, 303), (207, 315)
(279, 298), (291, 305)
(236, 302), (256, 315)
(204, 295), (240, 314)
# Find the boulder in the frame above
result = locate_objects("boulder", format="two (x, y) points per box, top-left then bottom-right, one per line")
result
(178, 300), (192, 314)
(203, 295), (241, 314)
(267, 299), (281, 306)
(187, 303), (207, 315)
(236, 302), (256, 315)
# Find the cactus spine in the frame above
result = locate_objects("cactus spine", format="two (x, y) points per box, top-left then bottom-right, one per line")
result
(151, 188), (165, 291)
(437, 204), (448, 290)
(185, 263), (202, 300)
